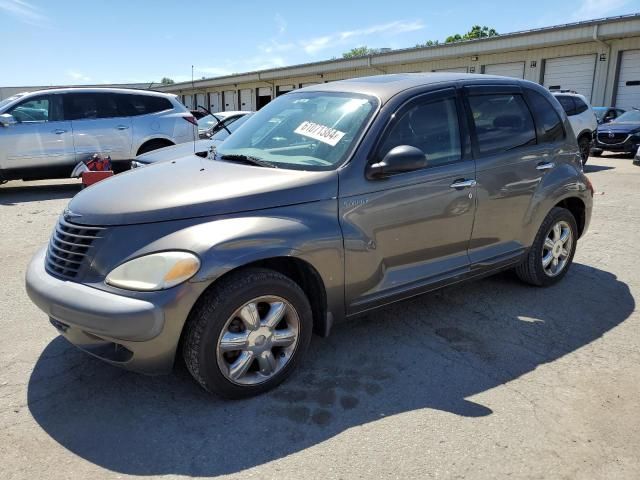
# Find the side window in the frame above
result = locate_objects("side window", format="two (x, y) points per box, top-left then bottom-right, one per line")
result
(378, 96), (462, 168)
(95, 93), (120, 118)
(64, 93), (98, 120)
(468, 94), (536, 155)
(574, 97), (588, 115)
(9, 95), (51, 123)
(556, 95), (576, 116)
(211, 116), (240, 135)
(525, 90), (565, 143)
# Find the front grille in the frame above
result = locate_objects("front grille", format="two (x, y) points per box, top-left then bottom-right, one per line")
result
(45, 217), (105, 280)
(597, 132), (628, 145)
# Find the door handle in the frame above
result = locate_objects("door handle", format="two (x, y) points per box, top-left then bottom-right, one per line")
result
(536, 162), (555, 171)
(450, 179), (477, 189)
(116, 125), (129, 130)
(53, 129), (67, 134)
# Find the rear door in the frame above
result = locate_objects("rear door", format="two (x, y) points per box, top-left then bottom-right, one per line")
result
(65, 92), (132, 161)
(464, 85), (547, 266)
(0, 93), (75, 177)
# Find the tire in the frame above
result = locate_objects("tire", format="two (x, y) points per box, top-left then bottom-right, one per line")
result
(515, 207), (578, 287)
(591, 148), (603, 157)
(578, 136), (591, 165)
(182, 268), (313, 399)
(136, 139), (173, 156)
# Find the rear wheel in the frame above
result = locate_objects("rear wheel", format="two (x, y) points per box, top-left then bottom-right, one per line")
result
(516, 207), (578, 287)
(182, 268), (313, 399)
(136, 139), (174, 156)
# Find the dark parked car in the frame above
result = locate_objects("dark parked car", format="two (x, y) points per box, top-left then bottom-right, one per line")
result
(26, 73), (593, 398)
(593, 106), (625, 124)
(592, 109), (640, 157)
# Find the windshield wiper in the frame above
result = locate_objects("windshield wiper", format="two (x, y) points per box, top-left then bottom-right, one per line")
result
(218, 154), (277, 168)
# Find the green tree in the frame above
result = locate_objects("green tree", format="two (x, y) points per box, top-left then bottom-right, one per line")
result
(446, 25), (498, 43)
(342, 46), (381, 58)
(160, 77), (175, 84)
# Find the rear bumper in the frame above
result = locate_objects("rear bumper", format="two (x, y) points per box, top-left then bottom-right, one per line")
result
(25, 247), (206, 374)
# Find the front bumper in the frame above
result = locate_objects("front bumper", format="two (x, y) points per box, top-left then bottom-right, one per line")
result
(26, 247), (206, 374)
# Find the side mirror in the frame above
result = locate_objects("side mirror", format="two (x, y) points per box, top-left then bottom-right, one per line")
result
(0, 113), (17, 127)
(367, 145), (427, 179)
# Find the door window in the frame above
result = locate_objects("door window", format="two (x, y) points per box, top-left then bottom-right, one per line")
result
(468, 94), (536, 155)
(574, 97), (589, 114)
(525, 90), (565, 143)
(9, 96), (51, 123)
(378, 96), (462, 168)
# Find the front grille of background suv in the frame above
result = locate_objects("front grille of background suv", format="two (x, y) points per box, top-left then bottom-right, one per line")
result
(45, 217), (105, 280)
(597, 132), (628, 145)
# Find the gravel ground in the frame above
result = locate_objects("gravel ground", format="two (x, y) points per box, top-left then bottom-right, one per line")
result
(1, 156), (639, 479)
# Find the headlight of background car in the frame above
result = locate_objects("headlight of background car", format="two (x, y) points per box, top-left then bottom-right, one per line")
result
(106, 251), (201, 291)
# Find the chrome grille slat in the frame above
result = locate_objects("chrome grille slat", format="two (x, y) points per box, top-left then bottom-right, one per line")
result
(45, 217), (106, 280)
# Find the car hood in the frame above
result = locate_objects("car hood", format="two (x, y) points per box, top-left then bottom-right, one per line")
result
(598, 123), (640, 134)
(67, 155), (338, 226)
(136, 140), (214, 164)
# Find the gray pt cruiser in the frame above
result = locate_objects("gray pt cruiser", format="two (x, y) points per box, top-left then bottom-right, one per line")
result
(26, 74), (593, 398)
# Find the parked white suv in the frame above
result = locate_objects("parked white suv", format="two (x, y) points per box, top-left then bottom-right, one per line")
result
(552, 91), (598, 164)
(0, 88), (197, 182)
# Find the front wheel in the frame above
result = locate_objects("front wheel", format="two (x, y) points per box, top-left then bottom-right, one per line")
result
(591, 148), (603, 157)
(578, 136), (591, 165)
(182, 268), (313, 399)
(516, 207), (578, 287)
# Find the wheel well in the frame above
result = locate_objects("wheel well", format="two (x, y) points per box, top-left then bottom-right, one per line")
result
(136, 138), (174, 156)
(555, 197), (586, 236)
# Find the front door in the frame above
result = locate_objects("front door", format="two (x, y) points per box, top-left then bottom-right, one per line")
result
(0, 93), (75, 178)
(340, 88), (477, 314)
(64, 92), (132, 161)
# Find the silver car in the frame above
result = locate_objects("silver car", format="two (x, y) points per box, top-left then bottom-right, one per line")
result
(0, 88), (197, 182)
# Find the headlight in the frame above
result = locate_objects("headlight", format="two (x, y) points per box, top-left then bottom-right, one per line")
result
(106, 251), (200, 291)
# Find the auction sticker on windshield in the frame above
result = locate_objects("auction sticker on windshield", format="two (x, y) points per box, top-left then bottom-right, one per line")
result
(294, 121), (346, 146)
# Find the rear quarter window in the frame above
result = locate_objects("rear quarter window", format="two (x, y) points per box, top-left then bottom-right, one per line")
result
(119, 94), (173, 116)
(574, 97), (589, 115)
(556, 95), (577, 116)
(525, 90), (565, 143)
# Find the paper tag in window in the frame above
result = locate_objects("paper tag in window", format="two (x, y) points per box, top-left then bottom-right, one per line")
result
(294, 121), (346, 146)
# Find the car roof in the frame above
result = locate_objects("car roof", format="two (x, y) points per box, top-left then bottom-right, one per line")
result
(297, 73), (522, 104)
(18, 87), (175, 98)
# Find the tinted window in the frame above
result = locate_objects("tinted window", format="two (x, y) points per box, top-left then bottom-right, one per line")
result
(574, 97), (588, 114)
(379, 96), (461, 167)
(556, 95), (576, 116)
(128, 95), (172, 115)
(468, 94), (536, 155)
(525, 90), (565, 143)
(9, 96), (50, 122)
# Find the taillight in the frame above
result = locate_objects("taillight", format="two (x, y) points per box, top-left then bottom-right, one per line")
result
(183, 115), (198, 126)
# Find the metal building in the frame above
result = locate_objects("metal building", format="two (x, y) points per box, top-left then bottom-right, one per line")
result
(160, 14), (640, 111)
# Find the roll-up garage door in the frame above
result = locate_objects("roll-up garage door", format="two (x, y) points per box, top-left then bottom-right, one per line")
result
(182, 94), (193, 109)
(223, 90), (237, 111)
(484, 61), (525, 78)
(433, 66), (468, 73)
(543, 54), (596, 101)
(208, 92), (221, 113)
(195, 93), (205, 109)
(615, 49), (640, 110)
(239, 89), (254, 110)
(299, 82), (320, 88)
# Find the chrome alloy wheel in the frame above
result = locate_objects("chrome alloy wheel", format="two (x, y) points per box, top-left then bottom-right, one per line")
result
(216, 296), (300, 385)
(541, 220), (573, 277)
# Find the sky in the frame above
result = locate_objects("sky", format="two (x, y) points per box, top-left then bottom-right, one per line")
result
(0, 0), (638, 87)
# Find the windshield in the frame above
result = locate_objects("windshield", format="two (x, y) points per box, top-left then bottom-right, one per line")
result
(211, 113), (252, 141)
(0, 94), (25, 111)
(217, 91), (377, 171)
(197, 114), (221, 130)
(612, 110), (640, 123)
(593, 107), (607, 120)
